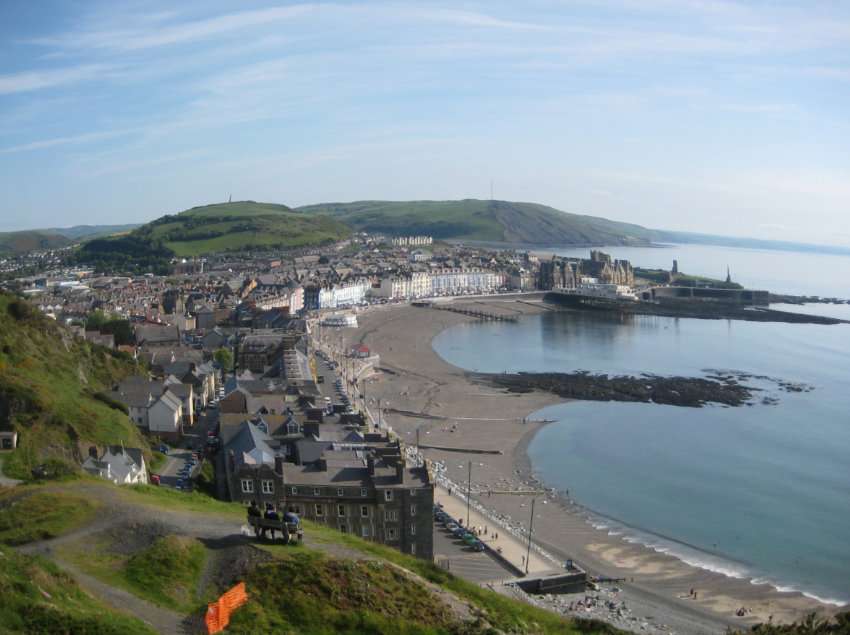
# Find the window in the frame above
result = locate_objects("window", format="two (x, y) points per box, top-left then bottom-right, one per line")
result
(384, 510), (398, 521)
(361, 526), (370, 538)
(314, 487), (321, 496)
(337, 504), (346, 517)
(410, 504), (417, 516)
(288, 505), (302, 515)
(410, 543), (416, 556)
(339, 523), (347, 533)
(410, 488), (417, 497)
(384, 490), (393, 502)
(410, 524), (416, 536)
(360, 488), (368, 497)
(360, 505), (369, 518)
(315, 504), (324, 516)
(261, 480), (274, 494)
(290, 486), (298, 495)
(386, 527), (397, 540)
(241, 479), (254, 494)
(337, 487), (344, 497)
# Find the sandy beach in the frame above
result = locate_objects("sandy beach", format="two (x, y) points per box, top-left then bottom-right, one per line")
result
(332, 298), (836, 634)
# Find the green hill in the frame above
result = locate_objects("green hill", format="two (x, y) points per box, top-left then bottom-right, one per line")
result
(298, 199), (662, 245)
(0, 230), (71, 256)
(0, 291), (150, 480)
(74, 198), (664, 271)
(75, 201), (352, 272)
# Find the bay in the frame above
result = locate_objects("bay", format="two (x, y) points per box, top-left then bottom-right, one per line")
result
(432, 243), (850, 606)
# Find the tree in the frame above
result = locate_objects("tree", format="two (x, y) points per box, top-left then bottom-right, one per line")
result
(214, 348), (233, 370)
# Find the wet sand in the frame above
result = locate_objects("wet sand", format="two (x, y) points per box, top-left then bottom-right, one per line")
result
(338, 299), (835, 634)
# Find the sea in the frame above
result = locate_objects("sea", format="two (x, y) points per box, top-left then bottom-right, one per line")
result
(432, 243), (850, 606)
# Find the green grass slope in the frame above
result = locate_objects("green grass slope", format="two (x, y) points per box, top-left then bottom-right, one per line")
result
(298, 199), (661, 245)
(0, 547), (156, 635)
(75, 201), (352, 270)
(0, 292), (150, 479)
(0, 230), (70, 255)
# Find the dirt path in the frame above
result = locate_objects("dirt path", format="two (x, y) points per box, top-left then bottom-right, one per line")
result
(50, 554), (187, 634)
(16, 481), (481, 633)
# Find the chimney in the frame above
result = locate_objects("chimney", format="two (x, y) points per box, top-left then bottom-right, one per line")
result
(88, 446), (99, 459)
(274, 455), (284, 475)
(395, 458), (405, 484)
(367, 455), (375, 475)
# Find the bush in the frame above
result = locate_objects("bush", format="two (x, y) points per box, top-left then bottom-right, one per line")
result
(7, 300), (32, 321)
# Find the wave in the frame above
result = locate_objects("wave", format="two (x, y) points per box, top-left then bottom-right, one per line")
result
(582, 507), (849, 607)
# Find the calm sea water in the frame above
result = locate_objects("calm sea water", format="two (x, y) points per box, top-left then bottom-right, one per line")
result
(432, 244), (850, 605)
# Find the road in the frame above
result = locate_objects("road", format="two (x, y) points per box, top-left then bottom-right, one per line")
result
(433, 521), (515, 583)
(435, 485), (553, 576)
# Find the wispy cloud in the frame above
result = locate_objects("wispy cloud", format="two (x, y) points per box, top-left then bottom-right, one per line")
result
(0, 128), (134, 154)
(0, 63), (112, 95)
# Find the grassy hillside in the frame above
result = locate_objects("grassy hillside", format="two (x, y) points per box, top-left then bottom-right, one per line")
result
(144, 201), (351, 256)
(0, 230), (70, 255)
(0, 547), (155, 635)
(75, 201), (352, 270)
(298, 199), (662, 245)
(0, 291), (150, 479)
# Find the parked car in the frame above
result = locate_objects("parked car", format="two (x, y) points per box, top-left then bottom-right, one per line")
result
(150, 474), (161, 486)
(158, 444), (169, 454)
(471, 540), (485, 552)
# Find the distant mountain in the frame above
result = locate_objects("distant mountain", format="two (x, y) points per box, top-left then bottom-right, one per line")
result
(47, 224), (140, 240)
(75, 201), (352, 273)
(657, 231), (850, 257)
(0, 230), (70, 256)
(0, 224), (140, 256)
(298, 199), (662, 246)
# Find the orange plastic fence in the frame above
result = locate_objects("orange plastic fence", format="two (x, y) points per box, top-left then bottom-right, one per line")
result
(205, 581), (249, 634)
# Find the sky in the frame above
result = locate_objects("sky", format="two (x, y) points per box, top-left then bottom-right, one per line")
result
(1, 1), (848, 245)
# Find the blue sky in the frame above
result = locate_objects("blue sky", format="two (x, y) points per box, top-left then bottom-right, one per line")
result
(1, 1), (848, 245)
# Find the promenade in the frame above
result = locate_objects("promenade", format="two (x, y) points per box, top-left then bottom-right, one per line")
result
(434, 484), (553, 576)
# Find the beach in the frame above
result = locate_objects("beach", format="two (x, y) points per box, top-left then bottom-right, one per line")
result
(335, 298), (836, 634)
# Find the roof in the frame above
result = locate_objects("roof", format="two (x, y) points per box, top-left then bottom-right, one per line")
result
(226, 421), (276, 469)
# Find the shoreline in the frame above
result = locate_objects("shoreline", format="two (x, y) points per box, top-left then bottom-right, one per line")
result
(341, 300), (838, 634)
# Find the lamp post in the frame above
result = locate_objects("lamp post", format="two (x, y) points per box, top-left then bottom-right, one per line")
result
(525, 497), (536, 575)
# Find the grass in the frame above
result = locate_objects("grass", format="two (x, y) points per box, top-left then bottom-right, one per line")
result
(60, 533), (208, 613)
(148, 451), (166, 473)
(302, 520), (617, 635)
(125, 535), (207, 611)
(0, 291), (150, 480)
(0, 490), (100, 545)
(121, 483), (244, 516)
(0, 547), (156, 635)
(228, 549), (465, 635)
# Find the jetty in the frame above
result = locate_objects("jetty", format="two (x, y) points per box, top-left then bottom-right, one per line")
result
(430, 304), (519, 322)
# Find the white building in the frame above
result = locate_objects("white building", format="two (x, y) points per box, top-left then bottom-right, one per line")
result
(82, 446), (148, 485)
(391, 235), (433, 247)
(318, 279), (371, 309)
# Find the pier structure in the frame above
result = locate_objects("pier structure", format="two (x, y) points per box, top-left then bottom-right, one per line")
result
(428, 304), (519, 322)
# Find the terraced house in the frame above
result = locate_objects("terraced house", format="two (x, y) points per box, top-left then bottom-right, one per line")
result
(223, 420), (434, 559)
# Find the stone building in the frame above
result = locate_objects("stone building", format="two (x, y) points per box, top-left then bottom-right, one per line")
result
(223, 420), (435, 559)
(537, 250), (634, 290)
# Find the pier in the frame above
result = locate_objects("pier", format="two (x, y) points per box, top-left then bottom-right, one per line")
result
(429, 304), (519, 322)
